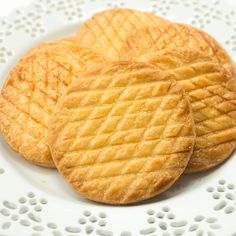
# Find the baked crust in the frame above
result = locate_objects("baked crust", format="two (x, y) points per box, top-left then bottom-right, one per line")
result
(76, 8), (169, 60)
(127, 49), (236, 173)
(49, 61), (195, 204)
(0, 39), (104, 167)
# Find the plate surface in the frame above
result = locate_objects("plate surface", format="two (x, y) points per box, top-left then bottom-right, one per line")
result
(0, 0), (236, 235)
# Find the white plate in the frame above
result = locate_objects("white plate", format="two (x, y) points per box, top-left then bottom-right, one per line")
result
(0, 0), (236, 235)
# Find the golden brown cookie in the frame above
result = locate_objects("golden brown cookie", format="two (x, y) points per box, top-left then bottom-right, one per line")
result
(0, 39), (104, 167)
(49, 62), (195, 204)
(121, 24), (235, 78)
(76, 8), (169, 60)
(130, 49), (236, 173)
(26, 38), (104, 76)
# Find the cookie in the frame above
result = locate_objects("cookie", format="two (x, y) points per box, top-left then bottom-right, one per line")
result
(76, 8), (169, 60)
(121, 24), (235, 78)
(26, 38), (104, 76)
(0, 39), (104, 167)
(49, 62), (195, 204)
(129, 49), (236, 173)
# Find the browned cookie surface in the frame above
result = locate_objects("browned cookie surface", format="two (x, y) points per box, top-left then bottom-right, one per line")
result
(121, 24), (235, 77)
(0, 39), (104, 167)
(129, 49), (236, 172)
(76, 8), (169, 60)
(49, 62), (195, 204)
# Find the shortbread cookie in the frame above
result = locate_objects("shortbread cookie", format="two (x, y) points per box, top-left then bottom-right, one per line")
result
(0, 40), (104, 167)
(26, 38), (103, 76)
(49, 62), (195, 204)
(25, 37), (77, 54)
(130, 49), (236, 173)
(76, 8), (169, 60)
(121, 24), (235, 78)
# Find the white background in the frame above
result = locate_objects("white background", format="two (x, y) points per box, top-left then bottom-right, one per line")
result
(0, 0), (31, 16)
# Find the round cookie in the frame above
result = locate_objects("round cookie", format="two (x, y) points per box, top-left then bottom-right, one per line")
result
(76, 8), (170, 60)
(128, 49), (236, 173)
(25, 37), (104, 76)
(0, 39), (104, 167)
(49, 62), (195, 204)
(120, 24), (236, 78)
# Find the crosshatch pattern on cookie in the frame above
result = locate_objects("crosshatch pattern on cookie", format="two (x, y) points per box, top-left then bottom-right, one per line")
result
(76, 8), (170, 60)
(133, 51), (236, 172)
(50, 63), (195, 204)
(121, 24), (234, 75)
(0, 41), (104, 167)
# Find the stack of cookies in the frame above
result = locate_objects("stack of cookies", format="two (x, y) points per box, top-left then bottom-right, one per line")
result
(1, 8), (236, 205)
